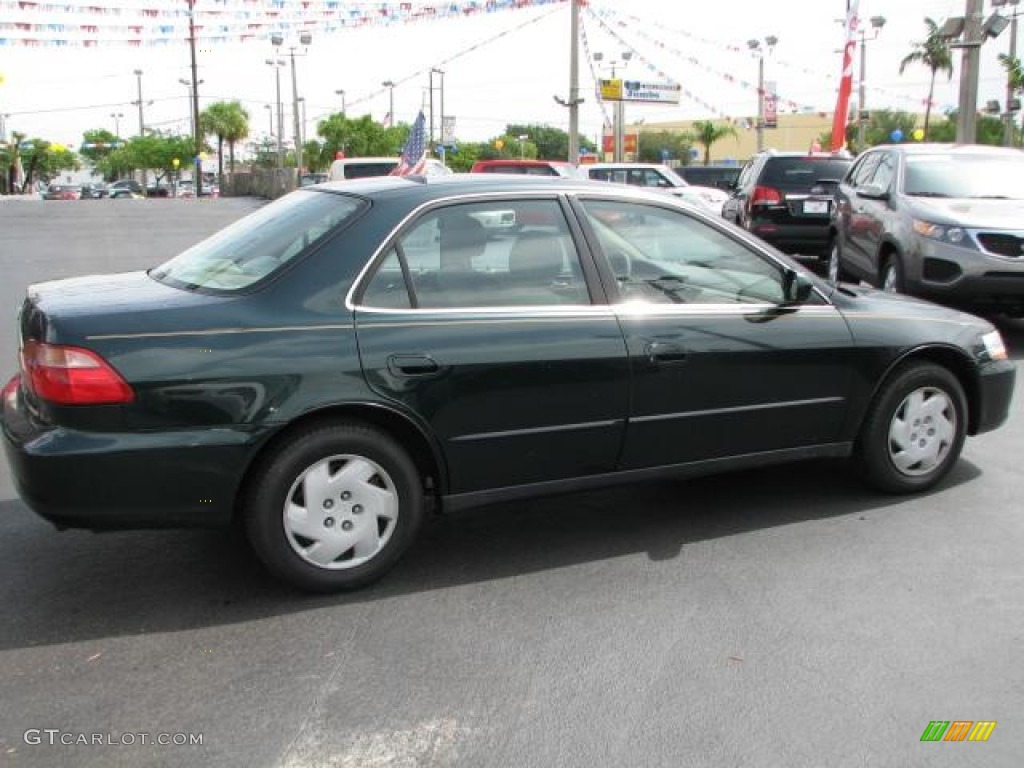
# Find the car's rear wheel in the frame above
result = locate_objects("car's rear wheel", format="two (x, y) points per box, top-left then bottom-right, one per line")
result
(881, 254), (903, 293)
(855, 362), (966, 493)
(245, 422), (423, 592)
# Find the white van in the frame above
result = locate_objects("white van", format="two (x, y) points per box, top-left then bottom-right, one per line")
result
(327, 157), (452, 181)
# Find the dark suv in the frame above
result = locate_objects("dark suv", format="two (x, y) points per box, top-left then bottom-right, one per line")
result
(831, 143), (1024, 316)
(723, 151), (852, 262)
(677, 165), (740, 190)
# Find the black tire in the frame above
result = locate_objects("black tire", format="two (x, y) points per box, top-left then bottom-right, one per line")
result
(880, 254), (904, 293)
(827, 235), (851, 283)
(855, 362), (967, 494)
(244, 421), (424, 592)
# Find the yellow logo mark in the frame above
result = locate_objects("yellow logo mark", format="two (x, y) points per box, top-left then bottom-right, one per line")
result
(968, 721), (997, 742)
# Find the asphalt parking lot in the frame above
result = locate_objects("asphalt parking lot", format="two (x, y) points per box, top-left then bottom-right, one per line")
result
(1, 197), (1022, 767)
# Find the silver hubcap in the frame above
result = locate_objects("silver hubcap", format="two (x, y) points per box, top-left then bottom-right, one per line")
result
(888, 387), (956, 476)
(283, 454), (398, 569)
(883, 264), (899, 293)
(829, 243), (840, 283)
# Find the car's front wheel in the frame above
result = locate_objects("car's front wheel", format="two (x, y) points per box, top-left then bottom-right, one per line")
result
(881, 255), (904, 293)
(828, 236), (850, 283)
(245, 422), (424, 592)
(855, 362), (967, 494)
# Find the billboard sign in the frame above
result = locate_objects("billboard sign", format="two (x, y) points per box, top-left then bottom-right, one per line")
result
(598, 79), (681, 104)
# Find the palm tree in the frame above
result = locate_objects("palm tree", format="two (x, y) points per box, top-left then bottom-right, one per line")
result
(220, 102), (249, 176)
(200, 101), (249, 179)
(690, 120), (737, 166)
(899, 17), (954, 140)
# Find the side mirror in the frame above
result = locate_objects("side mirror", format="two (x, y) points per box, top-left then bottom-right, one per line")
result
(782, 269), (815, 305)
(857, 183), (890, 201)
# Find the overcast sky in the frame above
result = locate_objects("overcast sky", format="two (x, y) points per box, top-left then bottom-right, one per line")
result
(0, 0), (1011, 150)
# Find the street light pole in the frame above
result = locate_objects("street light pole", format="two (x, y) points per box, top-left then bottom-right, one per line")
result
(266, 60), (285, 170)
(429, 68), (444, 156)
(856, 16), (886, 150)
(335, 89), (346, 116)
(594, 51), (632, 162)
(382, 80), (395, 125)
(110, 112), (123, 137)
(747, 36), (778, 153)
(994, 0), (1022, 146)
(132, 69), (148, 190)
(956, 0), (985, 143)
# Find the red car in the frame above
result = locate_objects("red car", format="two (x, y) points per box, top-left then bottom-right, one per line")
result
(42, 184), (82, 201)
(469, 159), (580, 177)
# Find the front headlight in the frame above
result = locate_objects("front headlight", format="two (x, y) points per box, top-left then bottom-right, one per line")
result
(980, 329), (1008, 361)
(912, 219), (972, 247)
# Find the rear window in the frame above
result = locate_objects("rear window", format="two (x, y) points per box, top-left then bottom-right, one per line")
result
(150, 190), (365, 292)
(761, 157), (852, 188)
(339, 162), (397, 179)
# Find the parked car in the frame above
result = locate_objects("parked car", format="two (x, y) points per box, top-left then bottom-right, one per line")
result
(108, 179), (145, 199)
(145, 184), (173, 198)
(677, 164), (741, 191)
(830, 143), (1024, 316)
(299, 173), (329, 187)
(80, 182), (108, 199)
(176, 180), (195, 198)
(579, 162), (730, 214)
(723, 150), (854, 262)
(2, 176), (1014, 592)
(328, 156), (451, 181)
(469, 159), (580, 177)
(41, 184), (81, 201)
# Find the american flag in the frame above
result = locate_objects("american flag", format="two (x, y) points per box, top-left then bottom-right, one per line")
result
(390, 111), (428, 176)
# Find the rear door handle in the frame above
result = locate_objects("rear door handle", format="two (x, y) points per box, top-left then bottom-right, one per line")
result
(645, 342), (688, 365)
(387, 354), (442, 377)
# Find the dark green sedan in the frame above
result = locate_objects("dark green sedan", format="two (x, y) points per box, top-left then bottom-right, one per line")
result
(1, 175), (1015, 592)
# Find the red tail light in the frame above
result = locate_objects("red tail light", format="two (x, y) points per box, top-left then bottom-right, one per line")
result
(750, 185), (783, 206)
(2, 374), (18, 406)
(19, 340), (134, 405)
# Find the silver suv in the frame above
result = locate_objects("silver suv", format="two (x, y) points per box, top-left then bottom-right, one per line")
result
(831, 143), (1024, 316)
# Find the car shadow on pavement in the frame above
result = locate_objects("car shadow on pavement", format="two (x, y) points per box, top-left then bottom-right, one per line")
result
(0, 457), (983, 651)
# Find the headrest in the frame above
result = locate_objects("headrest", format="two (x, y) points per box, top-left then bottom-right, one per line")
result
(509, 234), (565, 280)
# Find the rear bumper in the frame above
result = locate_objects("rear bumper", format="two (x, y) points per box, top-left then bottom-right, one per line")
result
(748, 218), (832, 258)
(2, 386), (269, 530)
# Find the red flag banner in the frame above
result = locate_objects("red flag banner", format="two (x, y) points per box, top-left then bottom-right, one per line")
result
(831, 0), (859, 152)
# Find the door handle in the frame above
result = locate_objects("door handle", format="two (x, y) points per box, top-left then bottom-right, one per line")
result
(387, 354), (442, 377)
(645, 342), (688, 365)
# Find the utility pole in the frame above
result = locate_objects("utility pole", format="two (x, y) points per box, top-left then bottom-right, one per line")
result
(187, 0), (203, 197)
(568, 0), (580, 163)
(133, 66), (147, 191)
(290, 50), (302, 172)
(956, 0), (984, 143)
(1002, 1), (1020, 146)
(554, 0), (584, 163)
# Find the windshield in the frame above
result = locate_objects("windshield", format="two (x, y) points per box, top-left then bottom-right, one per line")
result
(150, 190), (365, 292)
(904, 153), (1024, 199)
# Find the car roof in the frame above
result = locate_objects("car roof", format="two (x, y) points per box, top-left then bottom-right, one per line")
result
(871, 142), (1024, 156)
(308, 173), (695, 204)
(585, 162), (670, 169)
(470, 159), (574, 168)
